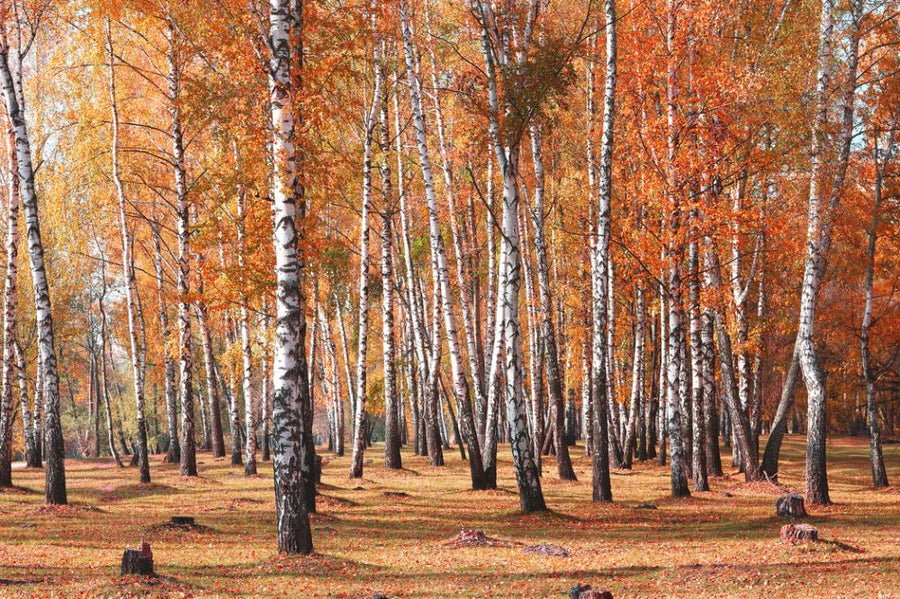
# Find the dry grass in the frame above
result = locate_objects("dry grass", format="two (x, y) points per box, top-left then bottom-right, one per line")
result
(0, 434), (897, 597)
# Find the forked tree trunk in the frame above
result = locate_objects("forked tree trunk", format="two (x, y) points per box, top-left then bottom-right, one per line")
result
(798, 0), (862, 506)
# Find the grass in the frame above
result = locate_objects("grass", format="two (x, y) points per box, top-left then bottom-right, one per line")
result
(0, 434), (898, 597)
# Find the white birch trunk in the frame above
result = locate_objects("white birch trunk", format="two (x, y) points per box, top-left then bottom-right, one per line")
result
(0, 30), (66, 504)
(267, 0), (313, 554)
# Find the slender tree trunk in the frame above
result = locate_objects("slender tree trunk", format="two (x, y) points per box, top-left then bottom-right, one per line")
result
(0, 124), (19, 487)
(589, 0), (618, 503)
(860, 117), (894, 489)
(261, 301), (272, 461)
(237, 185), (257, 476)
(107, 23), (150, 483)
(622, 282), (644, 469)
(348, 35), (381, 479)
(378, 63), (401, 470)
(688, 231), (708, 491)
(167, 20), (196, 477)
(97, 257), (123, 468)
(14, 343), (37, 466)
(701, 309), (722, 476)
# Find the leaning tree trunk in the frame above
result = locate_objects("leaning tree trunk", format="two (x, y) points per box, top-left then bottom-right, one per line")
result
(265, 0), (313, 555)
(0, 34), (66, 504)
(108, 23), (150, 484)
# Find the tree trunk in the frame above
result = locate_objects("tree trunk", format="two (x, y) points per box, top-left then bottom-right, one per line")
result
(860, 115), (894, 489)
(167, 19), (196, 477)
(236, 184), (257, 476)
(108, 23), (150, 484)
(588, 0), (618, 504)
(799, 0), (862, 505)
(348, 31), (381, 479)
(0, 124), (20, 487)
(688, 231), (708, 491)
(378, 62), (401, 471)
(266, 0), (313, 555)
(0, 31), (66, 504)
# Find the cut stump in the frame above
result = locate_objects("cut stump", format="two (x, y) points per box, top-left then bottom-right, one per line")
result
(170, 516), (195, 528)
(121, 542), (154, 576)
(776, 493), (807, 518)
(781, 523), (818, 543)
(569, 583), (612, 599)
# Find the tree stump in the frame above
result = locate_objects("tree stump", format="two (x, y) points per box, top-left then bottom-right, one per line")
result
(170, 516), (195, 527)
(569, 583), (612, 599)
(120, 542), (154, 576)
(780, 523), (818, 543)
(776, 493), (807, 518)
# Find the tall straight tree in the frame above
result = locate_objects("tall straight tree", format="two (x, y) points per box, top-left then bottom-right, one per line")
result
(264, 0), (313, 555)
(0, 108), (20, 488)
(166, 17), (196, 477)
(591, 0), (617, 503)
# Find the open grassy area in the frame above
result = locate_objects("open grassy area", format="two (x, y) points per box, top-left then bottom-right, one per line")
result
(0, 434), (897, 597)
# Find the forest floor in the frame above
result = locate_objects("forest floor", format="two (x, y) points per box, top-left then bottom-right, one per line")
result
(0, 434), (898, 598)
